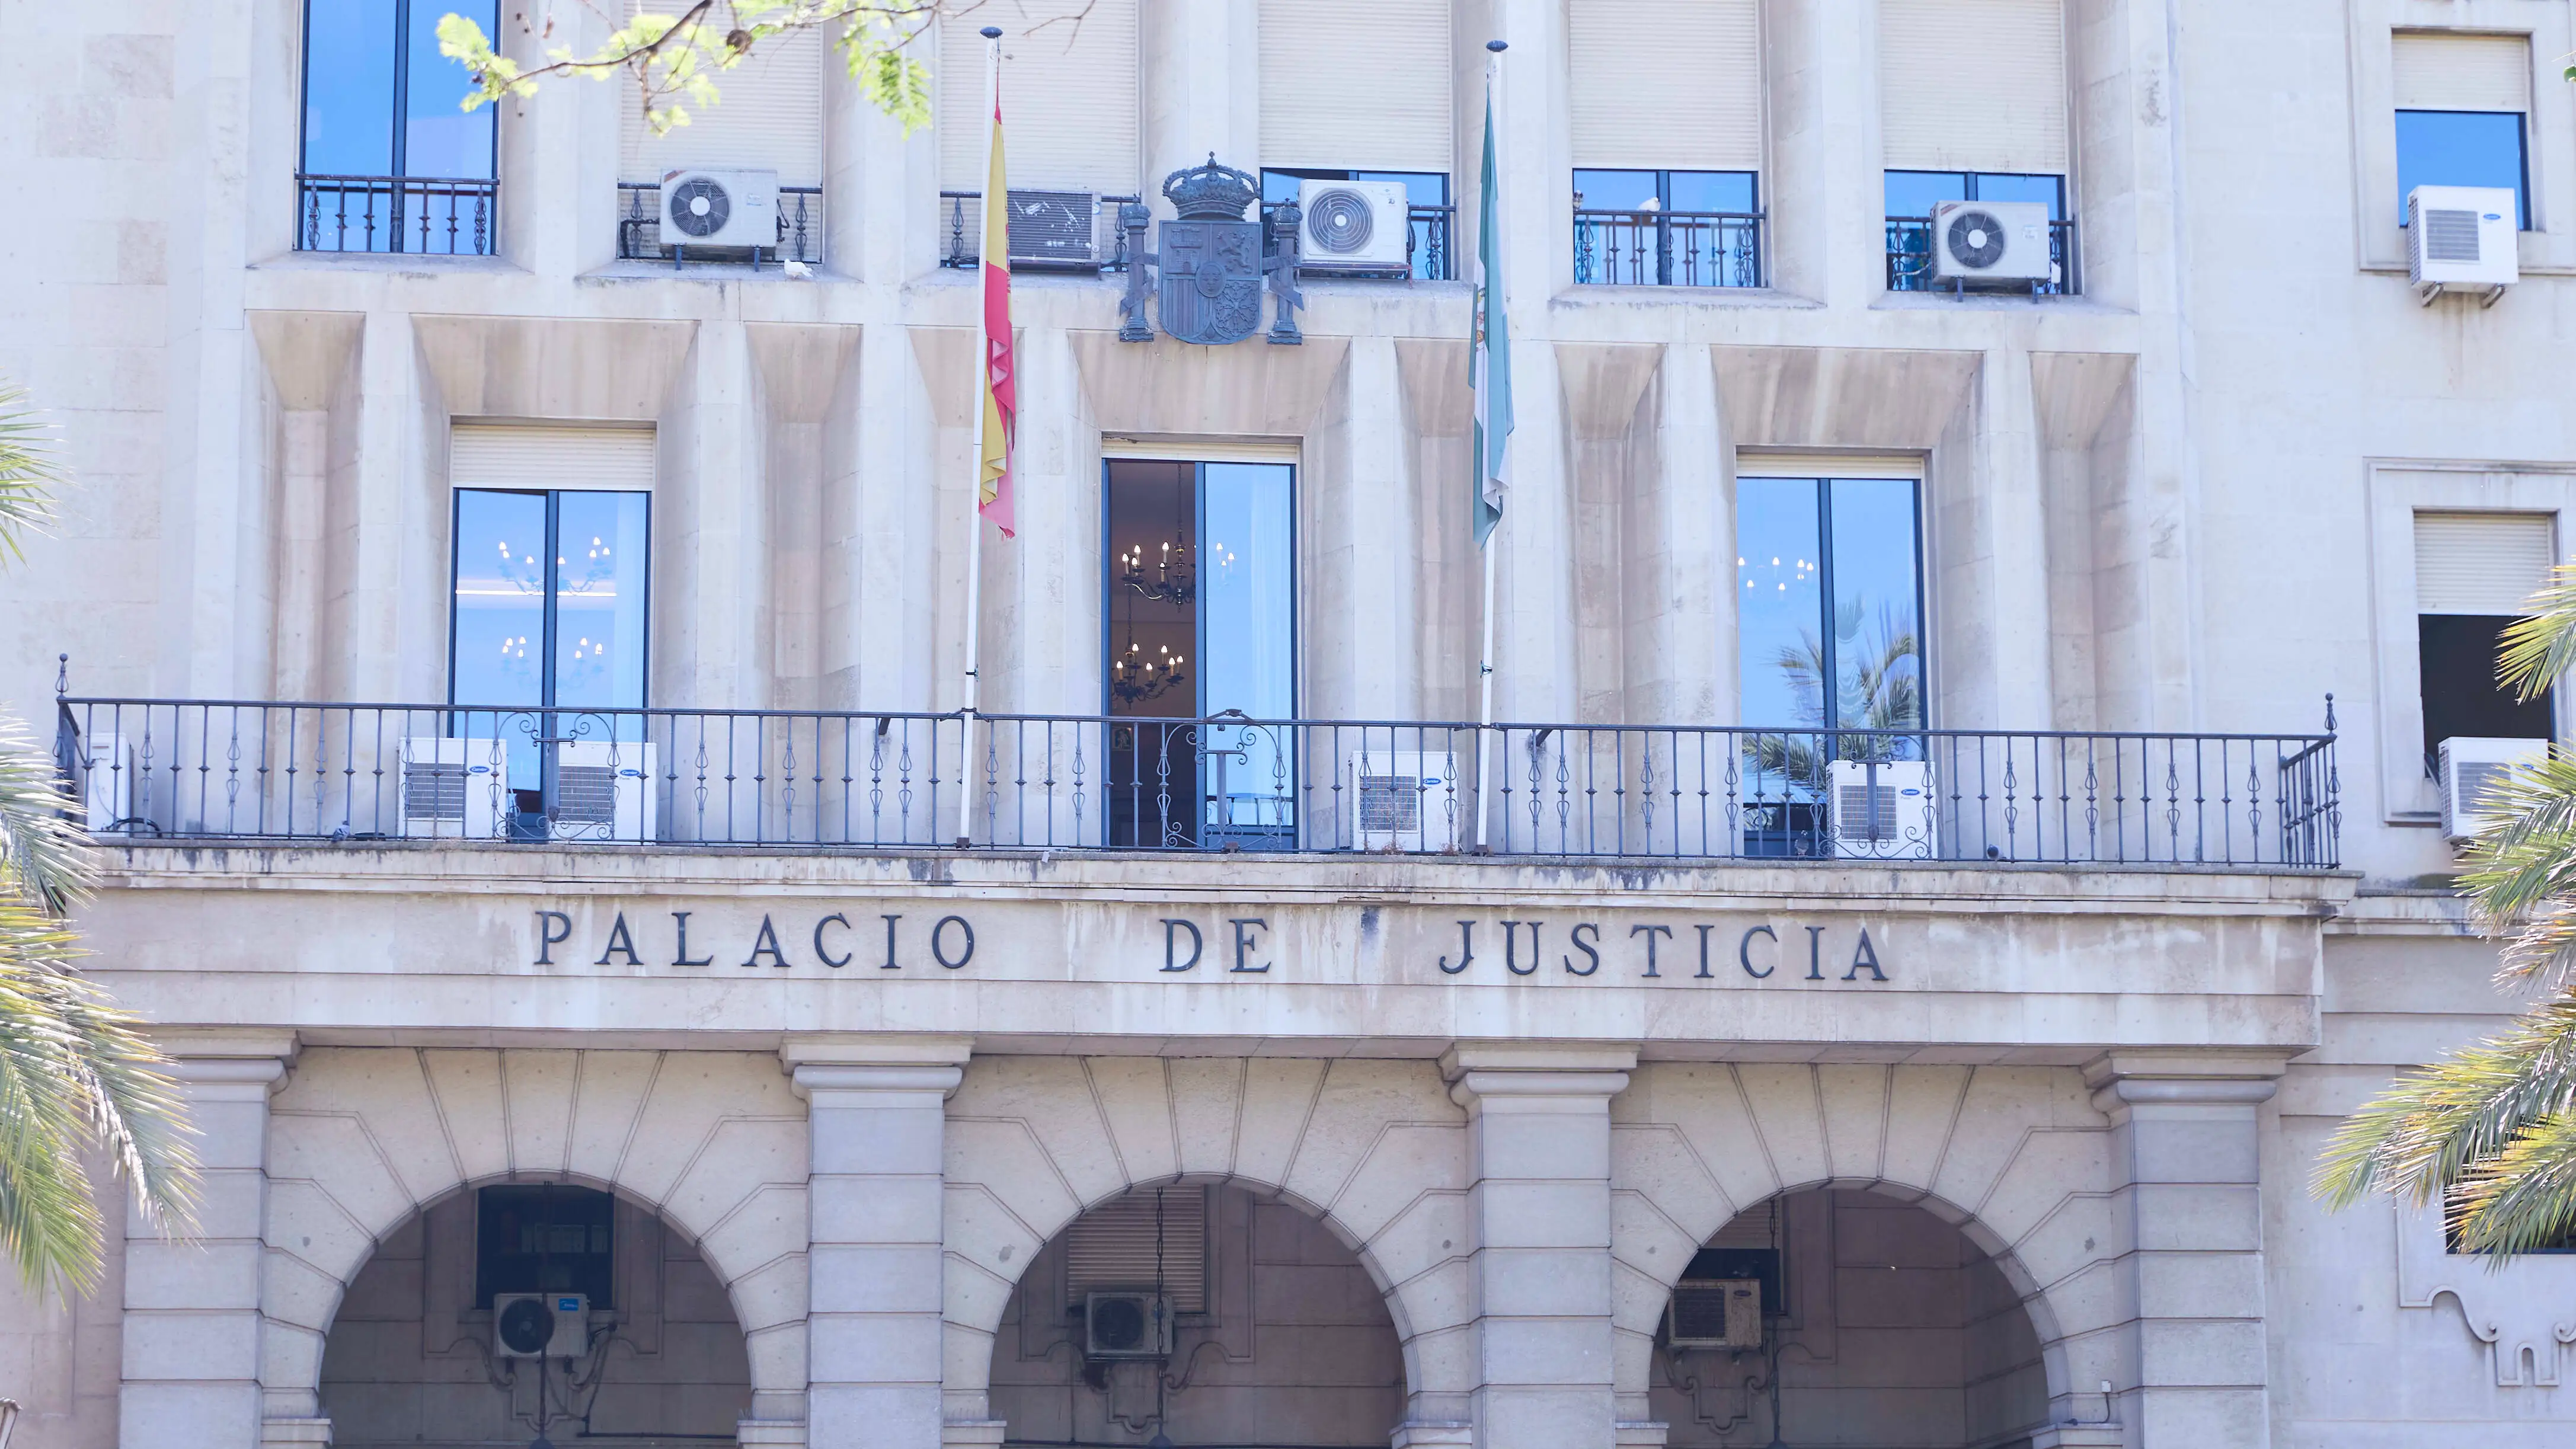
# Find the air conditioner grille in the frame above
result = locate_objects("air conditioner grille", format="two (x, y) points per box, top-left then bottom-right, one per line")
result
(2449, 759), (2511, 818)
(1670, 1283), (1749, 1339)
(405, 762), (468, 821)
(1837, 783), (1899, 841)
(555, 766), (620, 825)
(1307, 187), (1376, 254)
(1944, 209), (2007, 268)
(667, 177), (731, 238)
(2424, 209), (2482, 263)
(1359, 775), (1422, 833)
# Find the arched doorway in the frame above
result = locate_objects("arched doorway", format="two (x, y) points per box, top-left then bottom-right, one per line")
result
(1648, 1188), (2050, 1448)
(317, 1180), (754, 1445)
(988, 1182), (1407, 1446)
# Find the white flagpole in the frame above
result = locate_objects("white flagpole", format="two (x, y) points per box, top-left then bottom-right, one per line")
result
(1474, 39), (1505, 852)
(954, 25), (1002, 847)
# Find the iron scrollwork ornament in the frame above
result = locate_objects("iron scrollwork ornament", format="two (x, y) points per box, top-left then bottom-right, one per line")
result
(1119, 156), (1303, 346)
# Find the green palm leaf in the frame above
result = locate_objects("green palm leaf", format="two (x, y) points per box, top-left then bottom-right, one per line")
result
(0, 376), (197, 1296)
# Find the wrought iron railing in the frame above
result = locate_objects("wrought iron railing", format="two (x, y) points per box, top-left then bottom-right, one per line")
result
(1573, 208), (1763, 289)
(939, 191), (1141, 272)
(54, 696), (2340, 869)
(617, 183), (822, 266)
(1257, 200), (1458, 280)
(297, 174), (496, 256)
(1886, 216), (2082, 295)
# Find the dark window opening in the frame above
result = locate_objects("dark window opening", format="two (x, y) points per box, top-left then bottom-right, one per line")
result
(475, 1183), (616, 1308)
(2420, 613), (2553, 776)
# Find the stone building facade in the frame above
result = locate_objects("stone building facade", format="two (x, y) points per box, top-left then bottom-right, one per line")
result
(0, 2), (2570, 1447)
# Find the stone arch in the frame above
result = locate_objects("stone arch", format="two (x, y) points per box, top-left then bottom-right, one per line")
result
(1608, 1063), (2117, 1427)
(940, 1056), (1474, 1431)
(258, 1048), (812, 1428)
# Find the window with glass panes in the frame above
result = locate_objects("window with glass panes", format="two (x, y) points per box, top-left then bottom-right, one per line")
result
(1102, 460), (1296, 849)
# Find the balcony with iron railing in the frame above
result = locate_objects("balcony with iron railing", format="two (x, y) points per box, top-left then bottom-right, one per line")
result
(1886, 215), (2081, 295)
(1573, 206), (1765, 289)
(297, 174), (497, 256)
(940, 191), (1142, 272)
(618, 183), (823, 267)
(53, 691), (2341, 871)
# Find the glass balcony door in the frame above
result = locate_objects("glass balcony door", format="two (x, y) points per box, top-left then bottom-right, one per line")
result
(1103, 460), (1296, 849)
(450, 488), (650, 835)
(300, 0), (498, 252)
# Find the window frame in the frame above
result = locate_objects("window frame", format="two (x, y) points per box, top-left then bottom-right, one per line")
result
(446, 486), (654, 714)
(1733, 472), (1931, 735)
(298, 0), (500, 182)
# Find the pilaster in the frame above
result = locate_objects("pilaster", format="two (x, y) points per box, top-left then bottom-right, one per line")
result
(1441, 1042), (1636, 1449)
(119, 1031), (295, 1449)
(2084, 1050), (2290, 1449)
(782, 1034), (974, 1449)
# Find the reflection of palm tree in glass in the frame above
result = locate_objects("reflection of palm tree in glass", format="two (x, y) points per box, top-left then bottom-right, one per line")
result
(1748, 602), (1922, 783)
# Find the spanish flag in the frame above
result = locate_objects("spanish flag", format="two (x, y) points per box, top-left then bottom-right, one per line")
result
(976, 85), (1015, 537)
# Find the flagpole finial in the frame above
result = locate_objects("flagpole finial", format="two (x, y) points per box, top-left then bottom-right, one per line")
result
(980, 24), (1001, 38)
(1487, 39), (1507, 52)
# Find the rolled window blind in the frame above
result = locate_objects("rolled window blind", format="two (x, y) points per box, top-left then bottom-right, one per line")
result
(2415, 511), (2555, 615)
(618, 4), (824, 183)
(1880, 0), (2068, 174)
(1063, 1188), (1207, 1313)
(451, 426), (656, 491)
(2393, 31), (2532, 113)
(938, 0), (1140, 193)
(1570, 0), (1760, 171)
(1258, 0), (1452, 172)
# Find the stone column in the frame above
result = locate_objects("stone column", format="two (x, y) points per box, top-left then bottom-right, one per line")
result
(2084, 1051), (2289, 1449)
(783, 1034), (974, 1449)
(1442, 1042), (1637, 1449)
(117, 1032), (298, 1449)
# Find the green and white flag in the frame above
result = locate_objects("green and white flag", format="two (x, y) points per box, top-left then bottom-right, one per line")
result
(1471, 76), (1512, 548)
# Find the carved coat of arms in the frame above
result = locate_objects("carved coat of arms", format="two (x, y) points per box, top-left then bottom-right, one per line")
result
(1120, 157), (1303, 347)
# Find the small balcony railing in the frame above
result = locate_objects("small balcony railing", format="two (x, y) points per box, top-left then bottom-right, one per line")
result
(1887, 215), (2081, 295)
(939, 191), (1141, 273)
(1573, 207), (1764, 289)
(297, 174), (496, 256)
(55, 696), (2340, 869)
(617, 183), (823, 266)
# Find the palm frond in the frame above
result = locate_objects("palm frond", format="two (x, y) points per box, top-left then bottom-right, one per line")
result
(2498, 562), (2576, 702)
(0, 712), (93, 916)
(2315, 990), (2576, 1213)
(2450, 1109), (2576, 1257)
(0, 382), (62, 565)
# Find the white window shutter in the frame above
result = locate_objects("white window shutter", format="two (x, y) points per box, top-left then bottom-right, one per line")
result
(1880, 0), (2069, 174)
(938, 0), (1141, 194)
(618, 4), (825, 183)
(451, 426), (657, 491)
(2415, 511), (2556, 615)
(1258, 0), (1453, 173)
(2393, 31), (2532, 113)
(1570, 0), (1761, 172)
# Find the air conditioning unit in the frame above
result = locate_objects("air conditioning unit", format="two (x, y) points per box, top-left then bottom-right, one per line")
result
(492, 1291), (590, 1359)
(1298, 179), (1412, 276)
(551, 741), (656, 843)
(1829, 759), (1933, 859)
(1928, 199), (2054, 284)
(1006, 189), (1101, 270)
(2438, 735), (2546, 841)
(660, 168), (778, 250)
(68, 730), (132, 832)
(401, 737), (509, 840)
(1082, 1291), (1172, 1360)
(1344, 746), (1463, 853)
(1666, 1277), (1763, 1351)
(2409, 185), (2517, 303)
